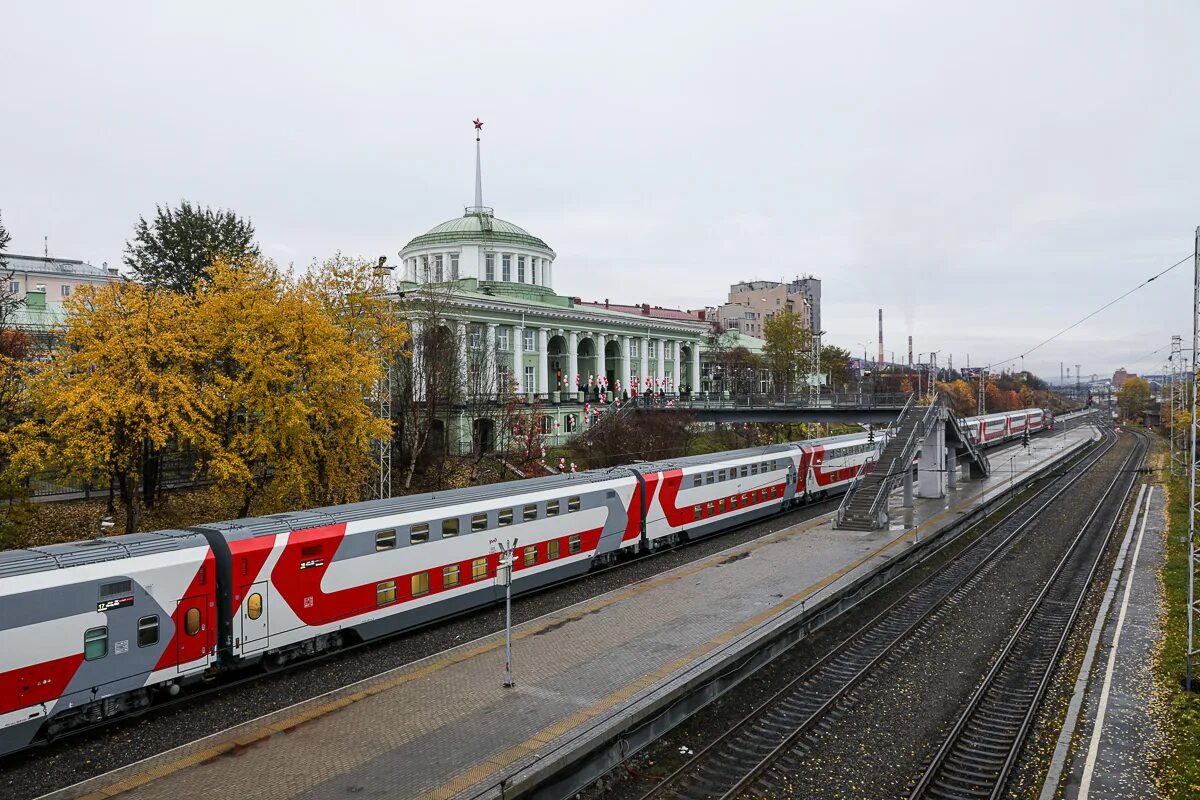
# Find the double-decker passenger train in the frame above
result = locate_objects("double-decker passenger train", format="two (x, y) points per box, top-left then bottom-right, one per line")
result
(0, 407), (1050, 755)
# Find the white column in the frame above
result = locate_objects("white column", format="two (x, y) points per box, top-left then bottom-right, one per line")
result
(485, 323), (498, 395)
(642, 334), (651, 388)
(537, 327), (549, 395)
(568, 330), (579, 393)
(672, 340), (681, 393)
(410, 319), (424, 400)
(621, 336), (631, 394)
(456, 320), (469, 395)
(656, 337), (666, 388)
(597, 333), (607, 385)
(514, 323), (525, 395)
(692, 342), (702, 395)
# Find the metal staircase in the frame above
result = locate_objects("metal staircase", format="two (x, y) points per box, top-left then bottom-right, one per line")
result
(946, 412), (990, 478)
(836, 395), (939, 531)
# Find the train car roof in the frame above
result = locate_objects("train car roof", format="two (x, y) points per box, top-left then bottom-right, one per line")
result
(200, 467), (638, 540)
(632, 443), (798, 474)
(0, 529), (208, 578)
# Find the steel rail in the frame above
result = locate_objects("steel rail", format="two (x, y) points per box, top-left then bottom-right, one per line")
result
(635, 428), (1115, 800)
(908, 431), (1147, 800)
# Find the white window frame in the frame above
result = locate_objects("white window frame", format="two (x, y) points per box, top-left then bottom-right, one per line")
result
(449, 252), (459, 279)
(502, 254), (512, 282)
(517, 255), (526, 283)
(498, 327), (510, 351)
(523, 329), (535, 352)
(524, 365), (535, 389)
(485, 253), (496, 281)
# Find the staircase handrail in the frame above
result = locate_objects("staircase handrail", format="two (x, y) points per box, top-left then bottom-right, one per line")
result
(862, 398), (942, 524)
(836, 392), (917, 525)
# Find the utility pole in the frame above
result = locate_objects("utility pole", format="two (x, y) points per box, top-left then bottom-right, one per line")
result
(493, 537), (519, 687)
(1189, 225), (1200, 690)
(1172, 335), (1185, 476)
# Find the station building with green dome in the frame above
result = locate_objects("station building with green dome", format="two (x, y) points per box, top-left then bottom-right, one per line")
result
(389, 129), (708, 452)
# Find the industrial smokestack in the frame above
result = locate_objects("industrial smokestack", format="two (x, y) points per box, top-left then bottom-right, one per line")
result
(908, 336), (913, 368)
(877, 309), (884, 366)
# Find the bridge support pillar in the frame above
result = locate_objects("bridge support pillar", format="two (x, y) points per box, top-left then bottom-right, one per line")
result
(917, 411), (947, 499)
(902, 468), (914, 508)
(946, 447), (957, 490)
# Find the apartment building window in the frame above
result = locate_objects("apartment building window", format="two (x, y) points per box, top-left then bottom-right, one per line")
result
(469, 325), (483, 350)
(61, 285), (72, 297)
(449, 253), (459, 279)
(8, 282), (18, 294)
(502, 254), (512, 281)
(630, 339), (639, 358)
(523, 329), (534, 351)
(517, 255), (526, 283)
(648, 341), (657, 358)
(497, 364), (510, 389)
(498, 327), (510, 350)
(524, 365), (535, 389)
(433, 254), (443, 282)
(485, 254), (496, 281)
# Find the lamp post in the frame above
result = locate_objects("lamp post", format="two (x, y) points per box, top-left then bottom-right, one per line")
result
(492, 537), (519, 688)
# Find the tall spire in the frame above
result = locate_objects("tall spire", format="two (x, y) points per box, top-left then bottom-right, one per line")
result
(473, 118), (484, 210)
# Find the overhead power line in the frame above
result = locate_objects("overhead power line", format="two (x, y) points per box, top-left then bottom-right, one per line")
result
(985, 253), (1191, 370)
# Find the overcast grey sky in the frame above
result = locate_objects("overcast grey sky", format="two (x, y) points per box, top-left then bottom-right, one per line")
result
(3, 2), (1197, 381)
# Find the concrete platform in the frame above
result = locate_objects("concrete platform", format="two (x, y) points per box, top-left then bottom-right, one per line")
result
(1039, 482), (1168, 800)
(47, 426), (1101, 800)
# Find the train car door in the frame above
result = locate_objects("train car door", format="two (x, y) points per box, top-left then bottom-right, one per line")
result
(176, 595), (211, 672)
(240, 581), (269, 653)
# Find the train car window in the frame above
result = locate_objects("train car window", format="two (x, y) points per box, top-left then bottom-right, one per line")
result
(376, 580), (396, 606)
(546, 499), (560, 516)
(547, 540), (560, 560)
(472, 557), (488, 580)
(523, 545), (537, 566)
(246, 593), (263, 620)
(692, 475), (702, 488)
(84, 626), (108, 660)
(718, 499), (726, 513)
(443, 565), (460, 588)
(410, 524), (429, 544)
(706, 501), (715, 515)
(740, 466), (749, 477)
(742, 493), (750, 505)
(375, 530), (397, 550)
(568, 496), (581, 512)
(137, 615), (159, 647)
(750, 463), (758, 475)
(731, 495), (739, 509)
(442, 518), (459, 538)
(694, 505), (702, 521)
(706, 472), (714, 485)
(524, 504), (538, 522)
(472, 513), (488, 532)
(411, 572), (430, 597)
(184, 608), (201, 636)
(498, 508), (514, 526)
(569, 534), (582, 554)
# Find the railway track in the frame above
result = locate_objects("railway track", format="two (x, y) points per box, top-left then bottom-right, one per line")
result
(908, 430), (1149, 800)
(635, 427), (1118, 800)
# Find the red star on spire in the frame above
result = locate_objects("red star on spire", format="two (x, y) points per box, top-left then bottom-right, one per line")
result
(473, 118), (483, 131)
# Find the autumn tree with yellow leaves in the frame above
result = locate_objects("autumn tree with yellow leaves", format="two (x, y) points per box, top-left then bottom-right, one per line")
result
(13, 256), (408, 531)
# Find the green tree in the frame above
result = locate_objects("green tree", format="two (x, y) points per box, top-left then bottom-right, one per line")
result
(762, 310), (812, 395)
(1117, 376), (1151, 421)
(820, 344), (852, 390)
(124, 201), (259, 293)
(0, 210), (10, 268)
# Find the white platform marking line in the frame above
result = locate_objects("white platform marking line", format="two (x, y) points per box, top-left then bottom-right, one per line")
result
(1078, 485), (1153, 800)
(1037, 484), (1146, 800)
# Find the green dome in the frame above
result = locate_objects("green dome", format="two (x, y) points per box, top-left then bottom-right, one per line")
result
(402, 210), (554, 254)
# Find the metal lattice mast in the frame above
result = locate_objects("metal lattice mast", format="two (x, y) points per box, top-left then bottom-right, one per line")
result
(808, 330), (823, 438)
(371, 261), (394, 501)
(1172, 334), (1186, 476)
(977, 367), (986, 415)
(1189, 226), (1200, 690)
